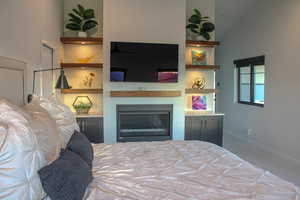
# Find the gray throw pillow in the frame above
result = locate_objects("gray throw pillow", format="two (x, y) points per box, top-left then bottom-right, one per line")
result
(38, 150), (93, 200)
(67, 131), (94, 168)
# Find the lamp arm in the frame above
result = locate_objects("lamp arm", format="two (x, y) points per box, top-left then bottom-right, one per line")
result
(33, 67), (63, 73)
(32, 68), (63, 94)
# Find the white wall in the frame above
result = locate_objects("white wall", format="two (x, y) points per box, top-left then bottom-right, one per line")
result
(216, 0), (300, 163)
(0, 0), (63, 96)
(103, 0), (186, 143)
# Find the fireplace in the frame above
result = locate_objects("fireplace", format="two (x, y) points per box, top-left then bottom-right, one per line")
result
(117, 105), (173, 142)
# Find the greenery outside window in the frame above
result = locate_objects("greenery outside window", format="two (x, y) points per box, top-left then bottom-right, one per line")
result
(234, 56), (265, 107)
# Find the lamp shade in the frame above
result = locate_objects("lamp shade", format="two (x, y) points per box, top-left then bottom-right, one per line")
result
(55, 69), (70, 89)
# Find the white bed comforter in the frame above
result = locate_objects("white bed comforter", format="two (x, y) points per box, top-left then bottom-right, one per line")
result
(84, 141), (300, 200)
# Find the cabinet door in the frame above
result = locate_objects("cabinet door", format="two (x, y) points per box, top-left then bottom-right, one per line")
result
(77, 117), (104, 144)
(201, 116), (223, 147)
(76, 118), (84, 133)
(185, 117), (203, 140)
(84, 118), (104, 143)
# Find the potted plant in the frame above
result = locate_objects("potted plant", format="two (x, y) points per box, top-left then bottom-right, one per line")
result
(73, 96), (93, 114)
(65, 4), (98, 38)
(186, 9), (215, 41)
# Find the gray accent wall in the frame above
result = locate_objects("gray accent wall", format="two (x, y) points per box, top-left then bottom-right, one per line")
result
(216, 0), (300, 164)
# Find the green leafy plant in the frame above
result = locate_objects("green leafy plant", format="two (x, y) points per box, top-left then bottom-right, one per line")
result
(186, 9), (215, 41)
(73, 101), (92, 110)
(66, 4), (98, 32)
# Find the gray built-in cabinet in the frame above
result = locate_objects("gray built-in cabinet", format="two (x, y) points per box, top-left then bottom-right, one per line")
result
(185, 115), (223, 147)
(76, 115), (223, 146)
(76, 117), (104, 143)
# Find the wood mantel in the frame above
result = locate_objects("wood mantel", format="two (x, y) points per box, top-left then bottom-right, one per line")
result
(110, 90), (182, 97)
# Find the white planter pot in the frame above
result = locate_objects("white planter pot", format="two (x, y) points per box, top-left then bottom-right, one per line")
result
(194, 35), (205, 41)
(78, 32), (87, 38)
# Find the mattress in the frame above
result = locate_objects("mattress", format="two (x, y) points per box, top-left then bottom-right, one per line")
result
(84, 141), (300, 200)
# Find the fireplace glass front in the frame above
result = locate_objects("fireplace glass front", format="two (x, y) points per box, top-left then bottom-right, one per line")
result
(117, 105), (173, 142)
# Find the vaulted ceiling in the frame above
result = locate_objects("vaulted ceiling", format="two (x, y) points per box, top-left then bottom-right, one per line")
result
(215, 0), (257, 40)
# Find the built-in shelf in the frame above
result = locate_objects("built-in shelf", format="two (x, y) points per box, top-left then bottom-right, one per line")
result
(61, 89), (103, 94)
(75, 113), (103, 118)
(185, 89), (219, 94)
(186, 64), (220, 70)
(186, 40), (220, 47)
(61, 63), (103, 69)
(110, 91), (182, 97)
(60, 37), (103, 45)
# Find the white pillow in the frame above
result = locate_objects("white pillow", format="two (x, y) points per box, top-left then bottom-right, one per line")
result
(0, 100), (46, 200)
(31, 95), (79, 147)
(24, 102), (62, 164)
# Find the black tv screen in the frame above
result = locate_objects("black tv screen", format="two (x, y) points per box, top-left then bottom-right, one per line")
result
(110, 42), (179, 83)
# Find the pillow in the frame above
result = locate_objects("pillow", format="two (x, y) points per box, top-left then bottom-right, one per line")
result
(31, 95), (79, 147)
(0, 99), (46, 200)
(67, 131), (94, 168)
(24, 102), (62, 164)
(38, 149), (93, 200)
(0, 98), (31, 120)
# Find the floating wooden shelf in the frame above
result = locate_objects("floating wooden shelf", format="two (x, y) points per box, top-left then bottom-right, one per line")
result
(60, 37), (103, 45)
(110, 90), (182, 97)
(186, 65), (220, 70)
(61, 89), (103, 94)
(61, 63), (103, 69)
(186, 40), (220, 47)
(185, 89), (219, 94)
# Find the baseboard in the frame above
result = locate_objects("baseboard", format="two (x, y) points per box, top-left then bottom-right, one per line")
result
(224, 129), (300, 167)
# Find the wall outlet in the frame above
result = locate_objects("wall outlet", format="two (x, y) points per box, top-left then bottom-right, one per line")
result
(247, 129), (253, 136)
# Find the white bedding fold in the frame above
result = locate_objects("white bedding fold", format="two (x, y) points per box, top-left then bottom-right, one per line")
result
(85, 141), (300, 200)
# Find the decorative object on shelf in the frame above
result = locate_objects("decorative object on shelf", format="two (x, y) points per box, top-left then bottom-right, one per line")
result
(192, 96), (207, 110)
(191, 49), (207, 65)
(83, 73), (95, 88)
(77, 57), (93, 63)
(65, 4), (98, 38)
(73, 96), (93, 114)
(192, 77), (206, 89)
(186, 9), (215, 41)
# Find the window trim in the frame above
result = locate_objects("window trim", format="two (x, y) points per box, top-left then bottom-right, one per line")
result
(235, 56), (265, 108)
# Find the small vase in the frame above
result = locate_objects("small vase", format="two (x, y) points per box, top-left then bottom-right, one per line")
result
(78, 31), (87, 38)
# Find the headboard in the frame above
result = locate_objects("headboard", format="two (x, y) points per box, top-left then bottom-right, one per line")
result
(0, 56), (27, 105)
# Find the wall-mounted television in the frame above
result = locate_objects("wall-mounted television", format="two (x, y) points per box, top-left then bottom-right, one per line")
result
(110, 42), (179, 83)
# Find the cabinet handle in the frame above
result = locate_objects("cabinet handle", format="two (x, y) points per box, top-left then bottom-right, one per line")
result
(79, 121), (83, 132)
(82, 121), (85, 132)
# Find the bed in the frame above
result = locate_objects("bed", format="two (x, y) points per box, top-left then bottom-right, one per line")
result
(0, 56), (299, 200)
(83, 141), (300, 200)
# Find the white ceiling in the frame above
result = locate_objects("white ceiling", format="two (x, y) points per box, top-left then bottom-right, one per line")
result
(215, 0), (257, 40)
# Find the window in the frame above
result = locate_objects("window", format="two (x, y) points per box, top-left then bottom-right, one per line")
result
(235, 56), (265, 107)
